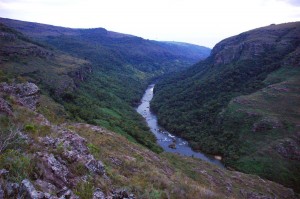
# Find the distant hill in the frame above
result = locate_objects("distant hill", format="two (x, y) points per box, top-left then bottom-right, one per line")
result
(0, 17), (210, 73)
(152, 22), (300, 191)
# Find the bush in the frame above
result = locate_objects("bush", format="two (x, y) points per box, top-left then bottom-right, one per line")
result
(0, 116), (22, 153)
(74, 181), (94, 198)
(24, 124), (36, 132)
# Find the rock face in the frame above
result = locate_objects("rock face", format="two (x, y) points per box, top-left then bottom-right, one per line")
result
(15, 82), (40, 110)
(40, 130), (105, 176)
(35, 152), (71, 188)
(19, 179), (45, 199)
(0, 97), (13, 115)
(0, 82), (40, 110)
(93, 188), (105, 199)
(211, 23), (300, 65)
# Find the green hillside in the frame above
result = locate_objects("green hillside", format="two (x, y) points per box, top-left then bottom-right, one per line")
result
(0, 80), (297, 198)
(0, 18), (210, 153)
(152, 22), (300, 191)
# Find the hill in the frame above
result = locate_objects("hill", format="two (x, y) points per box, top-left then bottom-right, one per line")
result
(0, 17), (210, 153)
(151, 22), (300, 191)
(0, 81), (297, 198)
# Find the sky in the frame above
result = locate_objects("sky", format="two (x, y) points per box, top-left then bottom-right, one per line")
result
(0, 0), (300, 48)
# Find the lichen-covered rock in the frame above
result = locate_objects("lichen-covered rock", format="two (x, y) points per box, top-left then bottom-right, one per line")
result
(93, 188), (106, 199)
(0, 82), (40, 110)
(19, 179), (45, 199)
(0, 184), (4, 199)
(85, 159), (105, 175)
(275, 139), (300, 160)
(40, 130), (106, 176)
(35, 152), (70, 188)
(5, 182), (19, 198)
(240, 189), (273, 199)
(111, 189), (135, 199)
(15, 82), (40, 110)
(0, 169), (8, 176)
(35, 179), (58, 195)
(0, 97), (13, 115)
(56, 186), (79, 199)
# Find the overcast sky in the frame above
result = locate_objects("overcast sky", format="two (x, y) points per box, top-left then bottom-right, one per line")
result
(1, 0), (300, 48)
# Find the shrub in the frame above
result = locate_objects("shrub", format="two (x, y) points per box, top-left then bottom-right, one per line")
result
(24, 124), (36, 132)
(0, 150), (33, 183)
(0, 116), (22, 153)
(74, 181), (94, 198)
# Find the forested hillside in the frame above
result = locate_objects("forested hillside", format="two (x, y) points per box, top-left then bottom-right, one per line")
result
(0, 17), (210, 153)
(152, 22), (300, 191)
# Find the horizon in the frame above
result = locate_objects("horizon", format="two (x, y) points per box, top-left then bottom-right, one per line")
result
(1, 0), (300, 48)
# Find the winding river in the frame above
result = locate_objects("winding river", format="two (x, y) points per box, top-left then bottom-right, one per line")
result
(137, 84), (224, 168)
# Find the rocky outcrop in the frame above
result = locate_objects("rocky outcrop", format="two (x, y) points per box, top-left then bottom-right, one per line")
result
(0, 97), (13, 115)
(40, 129), (105, 176)
(111, 189), (135, 199)
(275, 138), (300, 160)
(211, 23), (300, 65)
(19, 179), (45, 199)
(35, 152), (71, 188)
(0, 185), (4, 199)
(93, 188), (105, 199)
(0, 82), (40, 110)
(0, 44), (54, 59)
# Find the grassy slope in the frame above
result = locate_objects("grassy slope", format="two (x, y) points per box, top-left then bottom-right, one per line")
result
(221, 65), (300, 190)
(151, 22), (300, 191)
(0, 94), (297, 198)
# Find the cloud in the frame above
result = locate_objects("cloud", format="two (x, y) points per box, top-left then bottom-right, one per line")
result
(277, 0), (300, 6)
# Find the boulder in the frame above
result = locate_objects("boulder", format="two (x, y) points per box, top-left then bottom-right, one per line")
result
(16, 82), (40, 110)
(85, 159), (105, 175)
(0, 184), (4, 199)
(5, 182), (19, 198)
(0, 82), (40, 110)
(35, 179), (58, 195)
(35, 152), (70, 188)
(112, 189), (135, 199)
(0, 97), (13, 115)
(168, 143), (176, 149)
(57, 186), (79, 199)
(93, 188), (106, 199)
(0, 169), (8, 176)
(19, 179), (45, 199)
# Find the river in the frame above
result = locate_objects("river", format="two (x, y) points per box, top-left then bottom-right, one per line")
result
(136, 84), (224, 167)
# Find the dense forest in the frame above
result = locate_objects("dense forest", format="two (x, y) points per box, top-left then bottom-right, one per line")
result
(152, 22), (300, 191)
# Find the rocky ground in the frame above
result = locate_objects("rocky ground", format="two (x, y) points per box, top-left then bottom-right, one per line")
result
(0, 82), (299, 198)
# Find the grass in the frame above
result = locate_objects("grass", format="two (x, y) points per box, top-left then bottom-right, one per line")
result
(0, 149), (33, 183)
(221, 65), (300, 191)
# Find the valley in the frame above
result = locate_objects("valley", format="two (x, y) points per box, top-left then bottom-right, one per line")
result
(0, 17), (299, 198)
(136, 84), (224, 167)
(152, 22), (300, 192)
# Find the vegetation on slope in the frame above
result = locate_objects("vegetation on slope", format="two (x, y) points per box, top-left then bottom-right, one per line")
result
(152, 22), (300, 191)
(0, 18), (210, 153)
(0, 83), (297, 198)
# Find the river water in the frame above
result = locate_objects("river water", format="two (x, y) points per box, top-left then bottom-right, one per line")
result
(136, 84), (224, 167)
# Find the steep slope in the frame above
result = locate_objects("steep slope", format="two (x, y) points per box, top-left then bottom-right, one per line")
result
(0, 17), (210, 153)
(0, 82), (298, 198)
(152, 22), (300, 191)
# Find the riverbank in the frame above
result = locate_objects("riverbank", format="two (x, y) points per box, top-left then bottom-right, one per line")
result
(136, 84), (224, 167)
